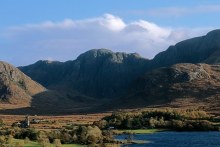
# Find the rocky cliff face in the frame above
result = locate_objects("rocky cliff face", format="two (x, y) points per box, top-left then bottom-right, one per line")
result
(20, 49), (149, 99)
(0, 61), (45, 105)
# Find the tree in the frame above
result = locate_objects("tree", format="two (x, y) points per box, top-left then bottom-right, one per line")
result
(132, 118), (142, 129)
(77, 126), (88, 144)
(149, 117), (157, 128)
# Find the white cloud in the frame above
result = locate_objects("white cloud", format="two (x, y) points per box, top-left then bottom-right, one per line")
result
(0, 14), (213, 66)
(99, 14), (126, 31)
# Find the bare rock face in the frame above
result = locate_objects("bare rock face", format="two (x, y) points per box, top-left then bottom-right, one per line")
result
(0, 61), (45, 104)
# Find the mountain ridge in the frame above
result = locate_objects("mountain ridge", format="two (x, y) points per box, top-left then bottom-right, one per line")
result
(19, 48), (149, 99)
(19, 30), (220, 100)
(1, 29), (220, 114)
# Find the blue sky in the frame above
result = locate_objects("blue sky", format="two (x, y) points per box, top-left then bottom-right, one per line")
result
(1, 0), (220, 66)
(1, 0), (220, 27)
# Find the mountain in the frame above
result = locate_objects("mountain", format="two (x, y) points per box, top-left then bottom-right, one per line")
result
(16, 29), (220, 114)
(0, 61), (45, 105)
(19, 49), (149, 99)
(150, 29), (220, 69)
(115, 63), (220, 114)
(20, 30), (220, 99)
(0, 61), (101, 114)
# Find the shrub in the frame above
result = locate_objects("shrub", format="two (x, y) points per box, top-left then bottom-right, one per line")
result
(87, 135), (97, 144)
(53, 139), (62, 147)
(38, 138), (50, 147)
(0, 136), (6, 145)
(171, 120), (185, 130)
(7, 135), (13, 144)
(77, 126), (88, 144)
(14, 129), (38, 140)
(60, 130), (72, 144)
(0, 119), (3, 127)
(93, 120), (107, 129)
(14, 141), (24, 147)
(87, 126), (102, 144)
(24, 137), (30, 144)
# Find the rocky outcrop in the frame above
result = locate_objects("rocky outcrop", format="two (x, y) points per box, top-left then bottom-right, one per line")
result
(0, 61), (45, 104)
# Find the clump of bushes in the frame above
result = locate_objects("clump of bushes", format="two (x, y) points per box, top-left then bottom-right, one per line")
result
(97, 109), (218, 131)
(0, 135), (14, 146)
(14, 128), (38, 140)
(47, 125), (104, 145)
(4, 124), (110, 145)
(0, 135), (7, 145)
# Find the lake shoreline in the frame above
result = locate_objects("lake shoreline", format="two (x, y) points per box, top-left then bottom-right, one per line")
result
(115, 131), (220, 146)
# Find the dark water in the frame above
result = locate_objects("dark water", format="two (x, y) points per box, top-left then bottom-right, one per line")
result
(115, 131), (220, 147)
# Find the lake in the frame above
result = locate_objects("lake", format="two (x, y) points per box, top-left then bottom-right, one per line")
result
(115, 131), (220, 147)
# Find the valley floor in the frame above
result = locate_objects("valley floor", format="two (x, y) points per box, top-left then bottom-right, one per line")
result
(0, 113), (111, 130)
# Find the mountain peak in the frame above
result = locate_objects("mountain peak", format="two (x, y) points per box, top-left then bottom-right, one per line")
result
(77, 49), (144, 63)
(77, 49), (113, 60)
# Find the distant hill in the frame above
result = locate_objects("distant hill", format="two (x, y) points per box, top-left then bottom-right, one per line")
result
(19, 49), (149, 99)
(0, 61), (45, 105)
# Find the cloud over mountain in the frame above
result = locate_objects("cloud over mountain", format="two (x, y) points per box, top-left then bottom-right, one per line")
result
(0, 14), (212, 65)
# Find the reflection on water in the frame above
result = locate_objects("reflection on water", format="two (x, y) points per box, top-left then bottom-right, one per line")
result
(116, 131), (220, 147)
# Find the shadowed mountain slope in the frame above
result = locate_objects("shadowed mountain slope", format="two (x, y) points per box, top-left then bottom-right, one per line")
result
(114, 63), (220, 114)
(20, 49), (149, 99)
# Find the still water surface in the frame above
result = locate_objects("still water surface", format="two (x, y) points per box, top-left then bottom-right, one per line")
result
(116, 131), (220, 147)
